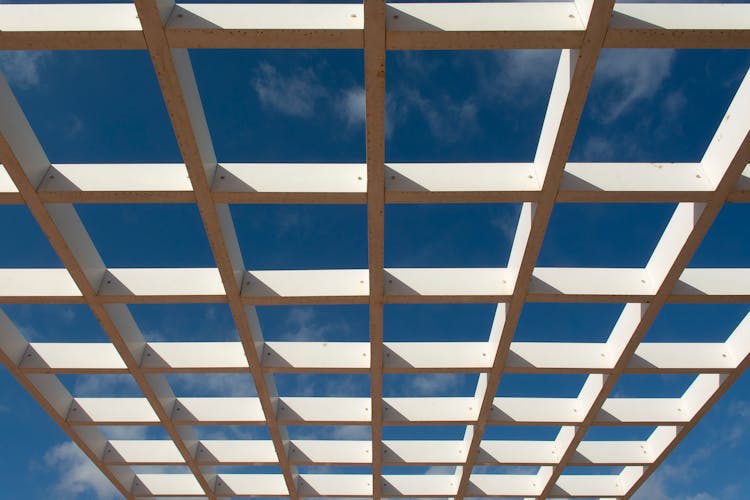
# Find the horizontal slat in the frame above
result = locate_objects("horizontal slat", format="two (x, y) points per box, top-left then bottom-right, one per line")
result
(0, 3), (146, 49)
(571, 441), (651, 466)
(166, 3), (364, 49)
(629, 343), (737, 373)
(172, 397), (265, 424)
(550, 474), (623, 497)
(490, 398), (581, 425)
(597, 398), (690, 425)
(196, 440), (278, 465)
(607, 3), (750, 48)
(132, 473), (205, 496)
(263, 341), (370, 372)
(68, 398), (159, 425)
(2, 162), (749, 205)
(215, 473), (289, 496)
(103, 440), (185, 465)
(20, 343), (127, 373)
(507, 342), (613, 373)
(98, 268), (226, 302)
(2, 267), (749, 304)
(141, 342), (249, 372)
(3, 3), (749, 52)
(0, 269), (82, 302)
(477, 440), (557, 465)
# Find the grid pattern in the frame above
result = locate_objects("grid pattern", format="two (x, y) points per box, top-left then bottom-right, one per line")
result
(0, 1), (749, 499)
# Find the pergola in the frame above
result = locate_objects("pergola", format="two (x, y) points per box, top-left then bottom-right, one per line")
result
(1, 1), (750, 498)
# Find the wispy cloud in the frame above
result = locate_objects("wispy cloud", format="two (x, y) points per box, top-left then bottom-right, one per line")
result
(44, 442), (119, 500)
(252, 62), (326, 118)
(281, 307), (351, 341)
(592, 49), (676, 122)
(339, 87), (365, 127)
(168, 373), (257, 397)
(399, 87), (478, 143)
(0, 51), (51, 88)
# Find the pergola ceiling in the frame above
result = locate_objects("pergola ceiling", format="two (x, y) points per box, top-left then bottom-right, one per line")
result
(1, 1), (750, 499)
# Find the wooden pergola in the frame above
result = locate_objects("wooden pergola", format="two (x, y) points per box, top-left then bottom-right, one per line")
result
(1, 1), (750, 498)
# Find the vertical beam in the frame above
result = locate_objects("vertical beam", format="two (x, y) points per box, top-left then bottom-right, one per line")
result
(133, 1), (299, 498)
(0, 72), (216, 497)
(365, 0), (386, 497)
(454, 2), (616, 498)
(539, 66), (750, 498)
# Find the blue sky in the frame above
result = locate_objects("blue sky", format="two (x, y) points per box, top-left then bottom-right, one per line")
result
(0, 15), (749, 500)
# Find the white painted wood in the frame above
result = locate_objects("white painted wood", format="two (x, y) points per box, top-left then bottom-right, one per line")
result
(98, 268), (226, 300)
(290, 440), (370, 465)
(132, 473), (205, 496)
(141, 342), (249, 372)
(21, 343), (127, 372)
(68, 398), (160, 425)
(383, 397), (478, 424)
(0, 269), (81, 300)
(104, 440), (185, 465)
(477, 441), (557, 465)
(298, 474), (372, 497)
(197, 440), (278, 465)
(172, 397), (265, 424)
(215, 473), (289, 496)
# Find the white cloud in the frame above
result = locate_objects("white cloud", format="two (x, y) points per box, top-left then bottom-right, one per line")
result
(400, 87), (478, 143)
(406, 373), (463, 396)
(72, 374), (140, 397)
(168, 372), (257, 397)
(0, 51), (51, 88)
(44, 442), (119, 500)
(593, 49), (676, 122)
(339, 87), (365, 127)
(281, 307), (351, 341)
(252, 62), (326, 118)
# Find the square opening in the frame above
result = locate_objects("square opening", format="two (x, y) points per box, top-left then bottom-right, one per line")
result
(3, 50), (180, 162)
(298, 465), (372, 474)
(513, 303), (623, 343)
(561, 465), (624, 476)
(75, 204), (214, 268)
(538, 203), (675, 267)
(215, 465), (283, 474)
(382, 465), (455, 475)
(690, 204), (750, 268)
(190, 48), (365, 162)
(582, 426), (656, 442)
(287, 426), (371, 440)
(1, 304), (110, 342)
(257, 305), (369, 342)
(129, 304), (240, 342)
(58, 374), (142, 398)
(99, 425), (169, 440)
(384, 304), (497, 342)
(274, 374), (369, 397)
(383, 426), (467, 441)
(471, 466), (539, 475)
(610, 374), (697, 399)
(383, 374), (479, 397)
(644, 304), (750, 342)
(166, 373), (257, 398)
(386, 50), (559, 162)
(385, 204), (519, 268)
(231, 204), (367, 270)
(193, 426), (270, 440)
(482, 426), (561, 441)
(0, 206), (62, 268)
(571, 49), (750, 162)
(496, 374), (588, 398)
